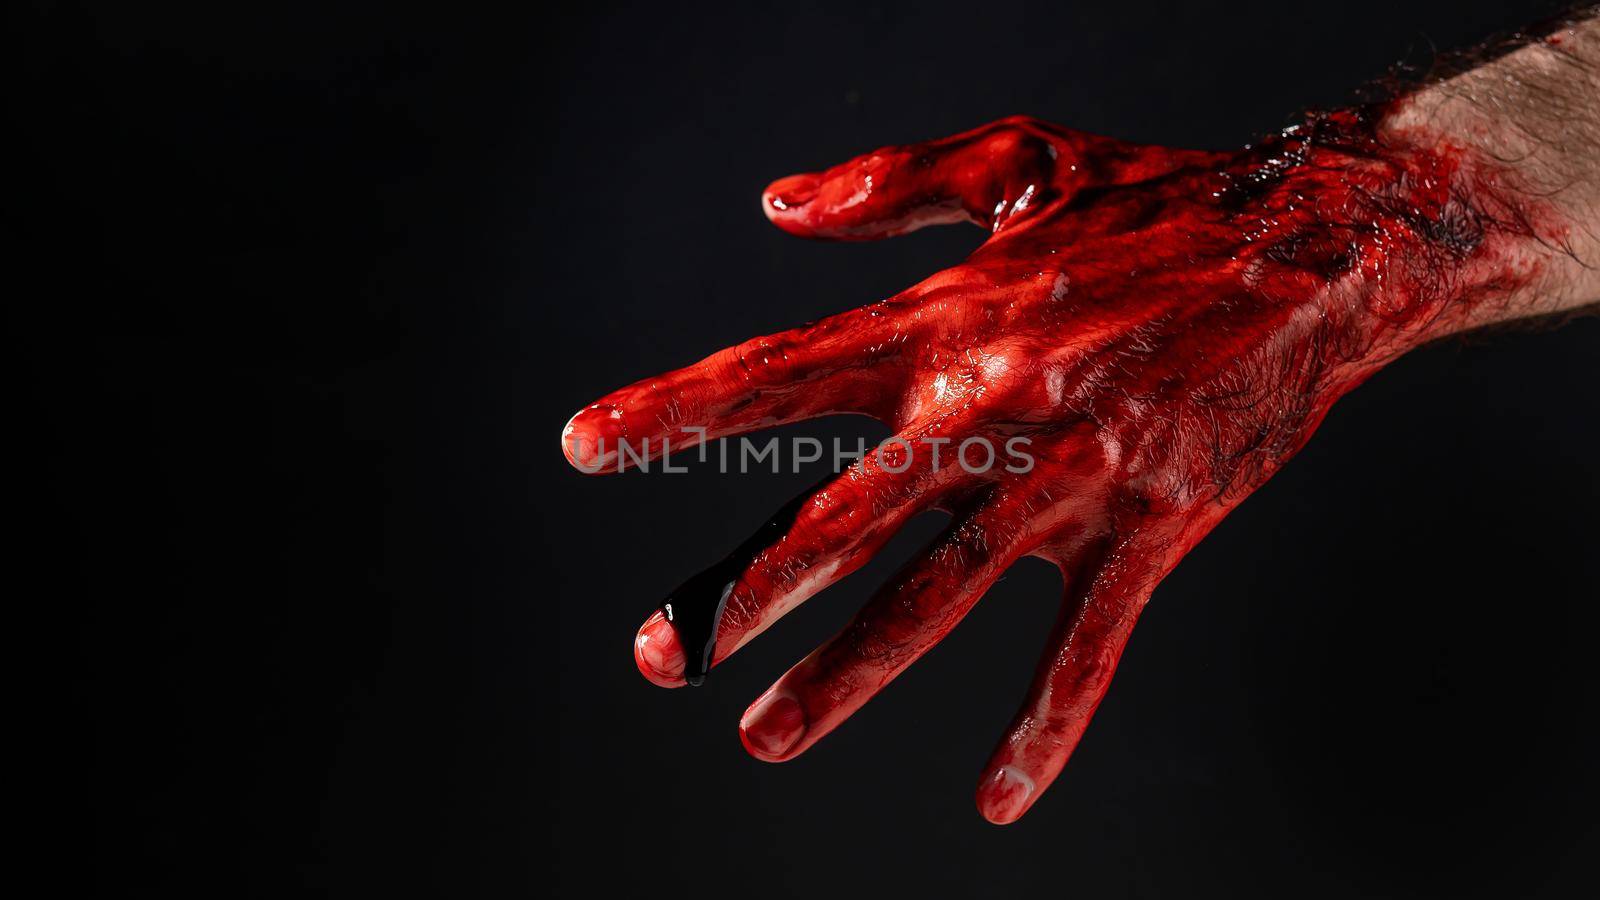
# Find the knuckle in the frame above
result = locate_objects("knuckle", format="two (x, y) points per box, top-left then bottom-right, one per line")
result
(982, 129), (1056, 177)
(725, 334), (796, 385)
(993, 113), (1045, 133)
(718, 586), (761, 634)
(789, 488), (860, 546)
(1067, 640), (1121, 699)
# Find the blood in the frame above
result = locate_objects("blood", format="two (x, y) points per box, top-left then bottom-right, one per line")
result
(660, 487), (813, 686)
(570, 107), (1557, 697)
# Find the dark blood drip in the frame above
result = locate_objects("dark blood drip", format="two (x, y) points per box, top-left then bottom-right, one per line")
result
(661, 484), (818, 686)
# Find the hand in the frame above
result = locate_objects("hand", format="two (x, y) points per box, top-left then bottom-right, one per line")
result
(562, 20), (1596, 824)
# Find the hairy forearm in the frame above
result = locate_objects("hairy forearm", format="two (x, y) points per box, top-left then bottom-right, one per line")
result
(1380, 6), (1600, 336)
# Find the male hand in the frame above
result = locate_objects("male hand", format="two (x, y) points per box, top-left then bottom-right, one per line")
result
(562, 13), (1597, 824)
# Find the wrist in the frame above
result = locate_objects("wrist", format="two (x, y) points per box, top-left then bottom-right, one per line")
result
(1373, 9), (1600, 343)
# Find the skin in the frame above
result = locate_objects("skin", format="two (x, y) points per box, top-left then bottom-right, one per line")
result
(562, 10), (1600, 825)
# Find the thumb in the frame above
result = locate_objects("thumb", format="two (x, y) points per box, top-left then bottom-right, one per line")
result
(761, 115), (1072, 241)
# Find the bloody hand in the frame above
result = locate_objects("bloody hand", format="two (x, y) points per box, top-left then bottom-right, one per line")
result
(562, 106), (1563, 823)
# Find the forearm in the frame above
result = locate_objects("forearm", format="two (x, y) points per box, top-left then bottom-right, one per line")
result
(1379, 6), (1600, 337)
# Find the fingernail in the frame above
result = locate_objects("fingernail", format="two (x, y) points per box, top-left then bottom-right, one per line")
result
(561, 406), (624, 472)
(977, 766), (1035, 825)
(634, 611), (686, 688)
(739, 692), (807, 760)
(762, 174), (820, 215)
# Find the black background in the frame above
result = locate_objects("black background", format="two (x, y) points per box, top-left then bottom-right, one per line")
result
(20, 1), (1598, 896)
